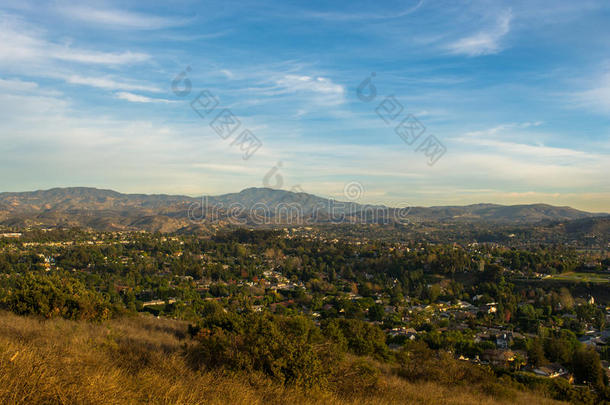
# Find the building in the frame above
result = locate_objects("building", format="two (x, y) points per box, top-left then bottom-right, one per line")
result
(533, 363), (568, 378)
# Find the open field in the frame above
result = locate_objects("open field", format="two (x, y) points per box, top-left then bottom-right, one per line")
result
(548, 272), (610, 283)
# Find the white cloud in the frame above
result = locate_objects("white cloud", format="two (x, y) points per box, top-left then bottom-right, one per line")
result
(300, 0), (423, 21)
(269, 75), (345, 106)
(447, 10), (512, 56)
(56, 5), (185, 30)
(455, 137), (594, 159)
(276, 75), (344, 95)
(0, 13), (149, 66)
(0, 77), (38, 91)
(574, 72), (610, 114)
(0, 91), (68, 123)
(464, 121), (543, 137)
(51, 48), (149, 65)
(1, 85), (608, 211)
(66, 75), (160, 92)
(115, 92), (175, 103)
(454, 122), (597, 162)
(228, 71), (347, 111)
(0, 13), (156, 100)
(220, 69), (234, 79)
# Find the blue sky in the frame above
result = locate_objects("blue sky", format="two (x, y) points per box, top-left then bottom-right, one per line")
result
(0, 0), (609, 211)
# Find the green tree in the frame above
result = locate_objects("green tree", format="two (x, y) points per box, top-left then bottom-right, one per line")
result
(527, 338), (546, 367)
(572, 346), (605, 389)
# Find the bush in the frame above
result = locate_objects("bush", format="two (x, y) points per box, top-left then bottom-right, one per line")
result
(187, 311), (336, 388)
(395, 342), (494, 386)
(321, 318), (388, 358)
(331, 358), (380, 394)
(0, 273), (117, 321)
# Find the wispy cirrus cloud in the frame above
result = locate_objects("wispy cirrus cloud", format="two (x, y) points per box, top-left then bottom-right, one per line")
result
(464, 121), (543, 137)
(224, 70), (347, 111)
(251, 74), (346, 108)
(447, 9), (512, 56)
(0, 12), (149, 66)
(115, 92), (175, 103)
(455, 137), (594, 159)
(0, 0), (609, 211)
(0, 77), (38, 92)
(275, 75), (344, 98)
(52, 49), (149, 65)
(573, 72), (610, 114)
(454, 122), (593, 161)
(299, 0), (424, 21)
(56, 5), (187, 30)
(65, 75), (160, 92)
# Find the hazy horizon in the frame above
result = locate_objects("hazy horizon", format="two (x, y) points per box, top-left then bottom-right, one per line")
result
(1, 185), (609, 214)
(1, 1), (609, 212)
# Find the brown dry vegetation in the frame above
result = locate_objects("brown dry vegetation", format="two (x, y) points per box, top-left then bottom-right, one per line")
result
(0, 311), (564, 405)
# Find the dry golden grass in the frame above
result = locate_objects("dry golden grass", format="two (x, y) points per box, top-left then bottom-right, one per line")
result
(0, 311), (564, 405)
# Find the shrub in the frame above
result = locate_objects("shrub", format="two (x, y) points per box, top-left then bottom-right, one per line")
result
(0, 273), (116, 321)
(187, 312), (334, 388)
(321, 318), (388, 358)
(331, 357), (380, 394)
(395, 342), (494, 386)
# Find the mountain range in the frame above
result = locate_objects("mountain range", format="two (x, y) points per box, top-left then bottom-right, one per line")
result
(0, 187), (607, 232)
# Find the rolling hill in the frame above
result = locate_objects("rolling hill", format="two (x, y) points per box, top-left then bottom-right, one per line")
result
(0, 187), (606, 232)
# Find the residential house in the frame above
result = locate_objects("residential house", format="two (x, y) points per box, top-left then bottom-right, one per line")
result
(533, 363), (568, 378)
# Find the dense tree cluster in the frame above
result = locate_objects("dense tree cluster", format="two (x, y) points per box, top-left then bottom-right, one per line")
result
(188, 302), (342, 388)
(0, 273), (118, 321)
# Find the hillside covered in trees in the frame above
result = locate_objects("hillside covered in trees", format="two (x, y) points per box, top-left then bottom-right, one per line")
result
(1, 227), (609, 404)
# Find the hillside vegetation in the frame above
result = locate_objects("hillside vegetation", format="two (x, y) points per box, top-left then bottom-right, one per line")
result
(0, 311), (564, 405)
(0, 187), (603, 232)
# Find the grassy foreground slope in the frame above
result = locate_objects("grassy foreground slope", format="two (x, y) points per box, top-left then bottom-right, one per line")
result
(0, 312), (562, 405)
